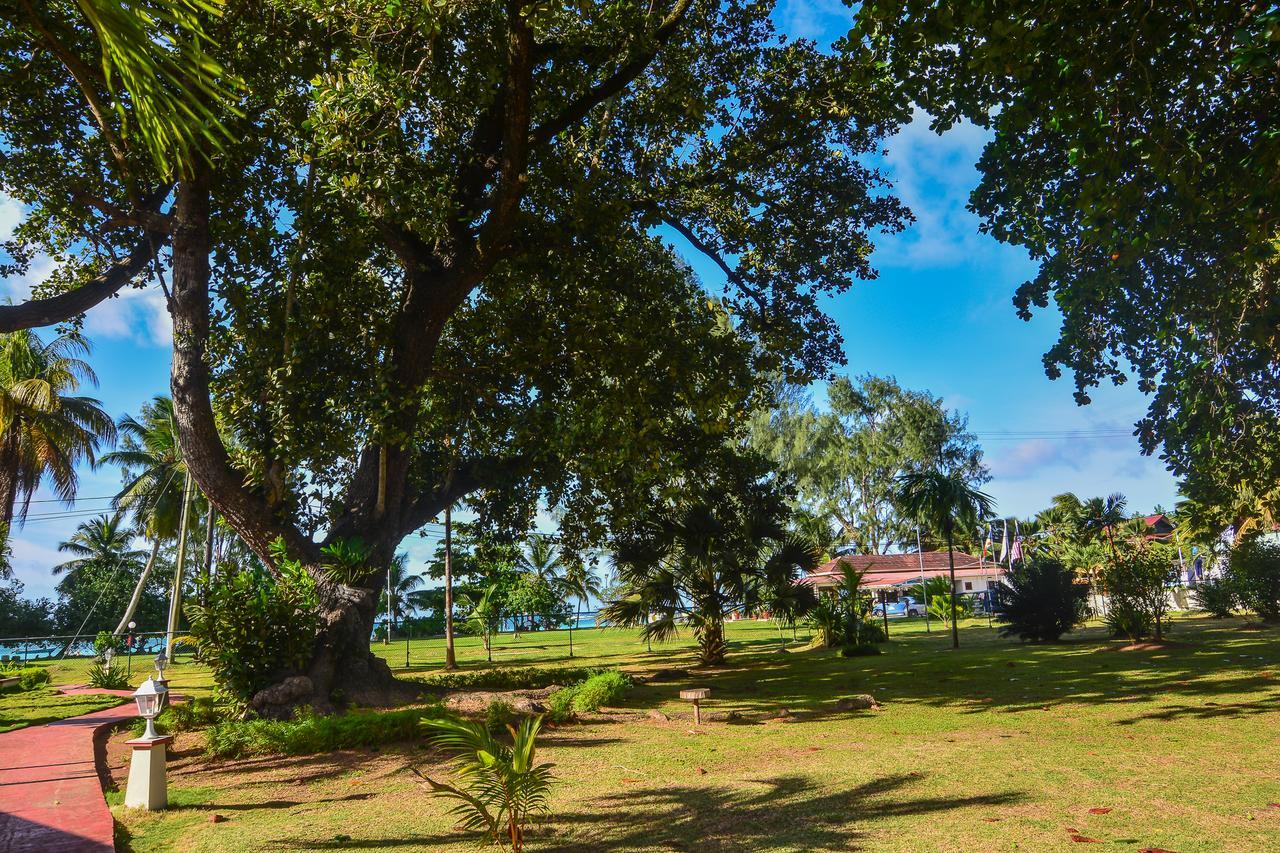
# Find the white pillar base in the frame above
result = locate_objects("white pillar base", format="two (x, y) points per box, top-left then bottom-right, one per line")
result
(124, 735), (172, 810)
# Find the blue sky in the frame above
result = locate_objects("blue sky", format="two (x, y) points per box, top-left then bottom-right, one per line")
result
(0, 4), (1178, 601)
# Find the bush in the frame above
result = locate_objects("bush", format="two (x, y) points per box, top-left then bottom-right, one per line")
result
(1102, 543), (1175, 641)
(93, 631), (124, 658)
(18, 667), (50, 691)
(87, 660), (130, 690)
(484, 699), (520, 733)
(131, 696), (225, 738)
(994, 556), (1090, 642)
(839, 642), (882, 657)
(1191, 575), (1237, 618)
(205, 705), (445, 758)
(185, 552), (320, 705)
(1229, 538), (1280, 621)
(546, 671), (633, 722)
(413, 665), (609, 692)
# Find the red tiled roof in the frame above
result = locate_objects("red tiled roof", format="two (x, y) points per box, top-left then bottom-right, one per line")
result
(800, 551), (1005, 588)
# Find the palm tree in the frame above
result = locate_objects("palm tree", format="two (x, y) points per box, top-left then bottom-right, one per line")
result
(559, 559), (602, 659)
(602, 502), (819, 666)
(98, 396), (191, 635)
(896, 470), (995, 649)
(53, 511), (147, 641)
(53, 512), (147, 580)
(461, 583), (503, 663)
(1080, 493), (1129, 557)
(0, 330), (115, 529)
(378, 554), (425, 642)
(517, 536), (561, 631)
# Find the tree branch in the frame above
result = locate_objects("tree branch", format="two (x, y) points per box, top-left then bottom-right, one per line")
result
(529, 0), (694, 147)
(0, 230), (166, 332)
(657, 210), (770, 316)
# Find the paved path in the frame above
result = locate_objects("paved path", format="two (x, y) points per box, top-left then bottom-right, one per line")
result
(0, 691), (133, 852)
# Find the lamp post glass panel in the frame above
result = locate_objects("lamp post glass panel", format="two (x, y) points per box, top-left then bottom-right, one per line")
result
(133, 678), (168, 740)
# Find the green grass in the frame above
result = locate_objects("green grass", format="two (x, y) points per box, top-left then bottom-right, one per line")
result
(0, 687), (127, 733)
(109, 614), (1280, 851)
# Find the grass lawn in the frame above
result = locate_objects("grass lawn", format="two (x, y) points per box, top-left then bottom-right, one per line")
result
(0, 687), (127, 733)
(105, 614), (1280, 851)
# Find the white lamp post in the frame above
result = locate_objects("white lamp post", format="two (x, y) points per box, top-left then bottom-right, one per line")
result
(153, 650), (168, 695)
(125, 677), (171, 810)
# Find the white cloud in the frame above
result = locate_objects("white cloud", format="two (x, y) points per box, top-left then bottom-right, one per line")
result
(873, 110), (994, 270)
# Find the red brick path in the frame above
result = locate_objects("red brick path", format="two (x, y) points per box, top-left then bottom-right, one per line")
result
(0, 696), (133, 852)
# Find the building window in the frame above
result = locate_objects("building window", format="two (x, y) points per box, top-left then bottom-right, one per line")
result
(964, 581), (973, 591)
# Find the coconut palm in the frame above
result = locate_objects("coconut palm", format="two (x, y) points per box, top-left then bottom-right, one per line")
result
(53, 512), (147, 641)
(377, 553), (425, 641)
(98, 396), (192, 635)
(53, 512), (147, 580)
(516, 536), (561, 631)
(601, 502), (819, 666)
(895, 469), (995, 649)
(559, 559), (602, 659)
(0, 330), (116, 529)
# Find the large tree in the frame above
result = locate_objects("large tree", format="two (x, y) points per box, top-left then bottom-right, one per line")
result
(6, 2), (909, 711)
(855, 1), (1280, 522)
(751, 375), (986, 554)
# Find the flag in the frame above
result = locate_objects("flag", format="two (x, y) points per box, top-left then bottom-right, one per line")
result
(1000, 520), (1009, 564)
(982, 523), (993, 560)
(1011, 520), (1023, 565)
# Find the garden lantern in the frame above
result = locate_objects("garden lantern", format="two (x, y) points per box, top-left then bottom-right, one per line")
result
(133, 678), (167, 739)
(103, 647), (114, 670)
(125, 677), (172, 810)
(153, 650), (168, 684)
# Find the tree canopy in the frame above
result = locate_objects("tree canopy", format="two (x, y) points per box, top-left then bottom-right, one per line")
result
(856, 1), (1280, 520)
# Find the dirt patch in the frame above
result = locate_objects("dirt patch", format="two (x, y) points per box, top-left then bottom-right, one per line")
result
(442, 686), (558, 715)
(1104, 641), (1192, 652)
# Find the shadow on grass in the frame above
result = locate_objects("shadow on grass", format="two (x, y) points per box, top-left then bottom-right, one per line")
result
(285, 772), (1023, 851)
(616, 617), (1280, 723)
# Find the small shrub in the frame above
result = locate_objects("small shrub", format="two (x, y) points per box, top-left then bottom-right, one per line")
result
(546, 671), (633, 721)
(994, 556), (1090, 642)
(205, 705), (445, 758)
(1230, 538), (1280, 621)
(413, 665), (609, 692)
(185, 550), (320, 705)
(1191, 575), (1237, 618)
(87, 660), (130, 690)
(839, 642), (882, 657)
(568, 671), (631, 711)
(131, 696), (225, 738)
(485, 699), (520, 733)
(1102, 543), (1175, 641)
(93, 631), (124, 658)
(18, 667), (50, 691)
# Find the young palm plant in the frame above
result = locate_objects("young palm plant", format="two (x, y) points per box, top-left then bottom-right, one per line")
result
(896, 469), (994, 649)
(558, 558), (602, 659)
(416, 715), (554, 853)
(601, 502), (819, 666)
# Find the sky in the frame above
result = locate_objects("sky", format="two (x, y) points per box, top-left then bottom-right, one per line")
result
(0, 4), (1177, 602)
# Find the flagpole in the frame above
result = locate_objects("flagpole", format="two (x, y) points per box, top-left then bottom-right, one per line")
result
(916, 526), (930, 634)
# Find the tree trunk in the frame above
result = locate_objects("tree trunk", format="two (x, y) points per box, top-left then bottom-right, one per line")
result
(0, 433), (21, 530)
(696, 619), (727, 666)
(947, 525), (959, 650)
(114, 538), (161, 635)
(443, 504), (457, 669)
(165, 472), (195, 659)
